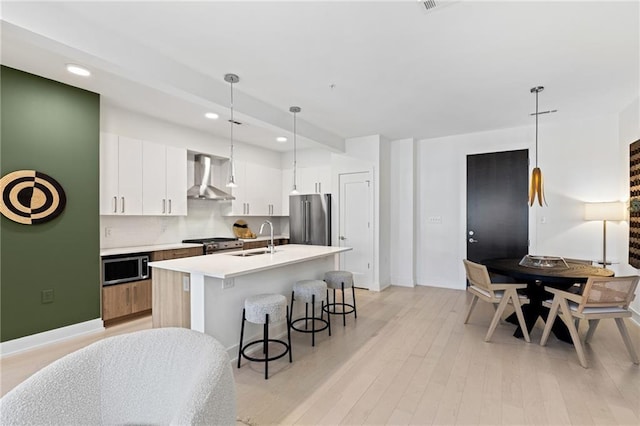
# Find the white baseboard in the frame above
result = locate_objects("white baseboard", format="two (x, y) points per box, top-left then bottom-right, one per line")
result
(390, 275), (416, 288)
(0, 319), (104, 357)
(631, 307), (640, 327)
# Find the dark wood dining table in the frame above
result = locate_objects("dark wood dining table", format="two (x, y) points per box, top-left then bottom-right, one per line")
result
(482, 258), (614, 341)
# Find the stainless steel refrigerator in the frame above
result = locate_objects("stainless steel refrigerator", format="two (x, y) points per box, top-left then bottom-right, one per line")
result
(289, 194), (331, 245)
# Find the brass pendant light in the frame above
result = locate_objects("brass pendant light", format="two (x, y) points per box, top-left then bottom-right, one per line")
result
(290, 106), (301, 195)
(529, 86), (546, 207)
(225, 73), (239, 188)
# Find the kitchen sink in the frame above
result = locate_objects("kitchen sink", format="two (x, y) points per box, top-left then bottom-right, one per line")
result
(229, 250), (271, 257)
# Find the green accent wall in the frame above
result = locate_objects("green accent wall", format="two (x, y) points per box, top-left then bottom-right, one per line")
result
(1, 66), (100, 342)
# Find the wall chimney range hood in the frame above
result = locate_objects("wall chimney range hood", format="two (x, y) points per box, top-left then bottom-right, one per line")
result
(187, 154), (235, 201)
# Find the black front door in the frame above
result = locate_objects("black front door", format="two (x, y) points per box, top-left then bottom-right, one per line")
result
(466, 149), (529, 263)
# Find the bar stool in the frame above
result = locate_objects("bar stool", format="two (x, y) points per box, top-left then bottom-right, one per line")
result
(237, 293), (292, 380)
(323, 270), (357, 326)
(290, 280), (331, 346)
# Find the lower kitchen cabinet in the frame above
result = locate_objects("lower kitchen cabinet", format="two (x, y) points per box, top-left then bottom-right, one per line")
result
(102, 279), (151, 323)
(102, 247), (201, 324)
(151, 247), (203, 261)
(242, 238), (289, 250)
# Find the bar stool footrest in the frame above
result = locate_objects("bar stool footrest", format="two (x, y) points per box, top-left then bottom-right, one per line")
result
(323, 302), (356, 316)
(240, 339), (290, 363)
(291, 317), (330, 334)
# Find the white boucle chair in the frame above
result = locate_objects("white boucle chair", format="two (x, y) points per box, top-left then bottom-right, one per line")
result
(0, 328), (236, 425)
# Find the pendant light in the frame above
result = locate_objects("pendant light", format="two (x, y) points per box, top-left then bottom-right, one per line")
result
(529, 86), (546, 207)
(290, 106), (301, 195)
(225, 73), (239, 188)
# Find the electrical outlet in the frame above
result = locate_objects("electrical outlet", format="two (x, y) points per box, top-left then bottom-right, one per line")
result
(41, 289), (54, 304)
(222, 278), (235, 289)
(104, 227), (112, 238)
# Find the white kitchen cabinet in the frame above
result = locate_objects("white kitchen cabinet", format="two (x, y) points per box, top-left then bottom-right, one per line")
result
(226, 161), (282, 216)
(282, 168), (293, 216)
(260, 166), (282, 216)
(100, 133), (143, 215)
(287, 166), (331, 196)
(142, 141), (187, 216)
(228, 160), (248, 215)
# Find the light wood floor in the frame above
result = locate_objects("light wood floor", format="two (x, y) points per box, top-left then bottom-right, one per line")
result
(2, 286), (639, 425)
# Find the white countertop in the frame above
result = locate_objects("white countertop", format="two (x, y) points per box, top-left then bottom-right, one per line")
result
(101, 243), (202, 257)
(149, 244), (351, 279)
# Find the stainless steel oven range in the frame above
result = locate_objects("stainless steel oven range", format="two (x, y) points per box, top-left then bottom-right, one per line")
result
(181, 237), (243, 254)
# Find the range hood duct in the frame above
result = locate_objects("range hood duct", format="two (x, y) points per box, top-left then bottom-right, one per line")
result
(187, 154), (235, 201)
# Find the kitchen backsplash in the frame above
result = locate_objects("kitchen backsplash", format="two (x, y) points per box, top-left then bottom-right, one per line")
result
(100, 200), (287, 248)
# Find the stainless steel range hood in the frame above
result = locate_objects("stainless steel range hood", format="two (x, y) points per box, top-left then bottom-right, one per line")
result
(187, 154), (235, 201)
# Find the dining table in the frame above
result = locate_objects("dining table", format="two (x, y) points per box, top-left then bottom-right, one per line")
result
(481, 257), (614, 341)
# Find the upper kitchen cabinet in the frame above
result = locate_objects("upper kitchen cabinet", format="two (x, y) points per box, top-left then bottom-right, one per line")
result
(100, 133), (143, 215)
(142, 141), (187, 216)
(225, 161), (282, 216)
(285, 166), (331, 196)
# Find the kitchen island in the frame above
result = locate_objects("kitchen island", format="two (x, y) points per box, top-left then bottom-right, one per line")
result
(149, 244), (351, 358)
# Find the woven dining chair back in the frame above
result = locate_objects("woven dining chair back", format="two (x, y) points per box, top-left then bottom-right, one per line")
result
(463, 259), (494, 295)
(580, 276), (638, 312)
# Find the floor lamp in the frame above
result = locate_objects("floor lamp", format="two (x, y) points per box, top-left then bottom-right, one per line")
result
(584, 202), (626, 266)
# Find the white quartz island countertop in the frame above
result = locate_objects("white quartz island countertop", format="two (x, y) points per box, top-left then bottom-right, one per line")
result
(149, 244), (351, 279)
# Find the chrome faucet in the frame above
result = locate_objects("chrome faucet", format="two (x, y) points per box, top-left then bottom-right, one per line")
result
(259, 220), (275, 254)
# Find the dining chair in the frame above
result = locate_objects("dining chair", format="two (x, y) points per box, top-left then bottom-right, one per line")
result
(462, 259), (531, 343)
(540, 275), (640, 368)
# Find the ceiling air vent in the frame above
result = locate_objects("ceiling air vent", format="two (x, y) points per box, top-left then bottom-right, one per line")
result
(418, 0), (460, 14)
(421, 0), (437, 11)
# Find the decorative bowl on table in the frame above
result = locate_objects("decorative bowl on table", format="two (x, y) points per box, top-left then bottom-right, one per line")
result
(519, 255), (569, 269)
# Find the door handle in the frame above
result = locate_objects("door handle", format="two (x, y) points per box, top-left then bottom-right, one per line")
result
(339, 236), (346, 240)
(468, 238), (479, 243)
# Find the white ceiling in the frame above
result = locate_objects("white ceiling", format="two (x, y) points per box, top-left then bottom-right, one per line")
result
(1, 1), (638, 153)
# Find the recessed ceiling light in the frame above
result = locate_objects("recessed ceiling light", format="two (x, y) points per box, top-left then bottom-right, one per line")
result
(276, 137), (287, 143)
(66, 64), (91, 77)
(205, 112), (219, 120)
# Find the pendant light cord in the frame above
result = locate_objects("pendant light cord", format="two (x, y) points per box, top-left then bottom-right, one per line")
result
(230, 79), (234, 165)
(535, 89), (539, 167)
(293, 110), (297, 186)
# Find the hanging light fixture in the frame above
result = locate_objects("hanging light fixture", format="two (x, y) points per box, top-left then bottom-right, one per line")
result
(529, 86), (547, 207)
(225, 73), (239, 188)
(290, 106), (301, 195)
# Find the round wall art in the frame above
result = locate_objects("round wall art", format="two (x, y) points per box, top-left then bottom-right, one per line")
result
(0, 170), (66, 225)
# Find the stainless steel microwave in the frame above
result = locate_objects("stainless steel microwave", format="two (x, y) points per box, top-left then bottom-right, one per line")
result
(102, 253), (150, 286)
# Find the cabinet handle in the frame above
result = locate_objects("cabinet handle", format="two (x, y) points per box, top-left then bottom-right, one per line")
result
(315, 182), (318, 193)
(168, 199), (172, 214)
(133, 286), (137, 304)
(126, 287), (130, 305)
(318, 182), (322, 193)
(113, 196), (117, 213)
(162, 199), (166, 214)
(121, 197), (125, 213)
(247, 203), (250, 215)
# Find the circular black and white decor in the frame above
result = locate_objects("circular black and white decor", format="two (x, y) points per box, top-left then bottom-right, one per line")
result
(0, 170), (66, 224)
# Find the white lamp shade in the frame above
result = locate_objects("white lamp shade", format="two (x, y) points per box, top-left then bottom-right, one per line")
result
(584, 202), (626, 221)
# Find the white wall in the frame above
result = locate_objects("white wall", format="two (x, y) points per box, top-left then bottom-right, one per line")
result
(415, 113), (625, 289)
(344, 135), (390, 291)
(100, 104), (287, 248)
(390, 138), (416, 287)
